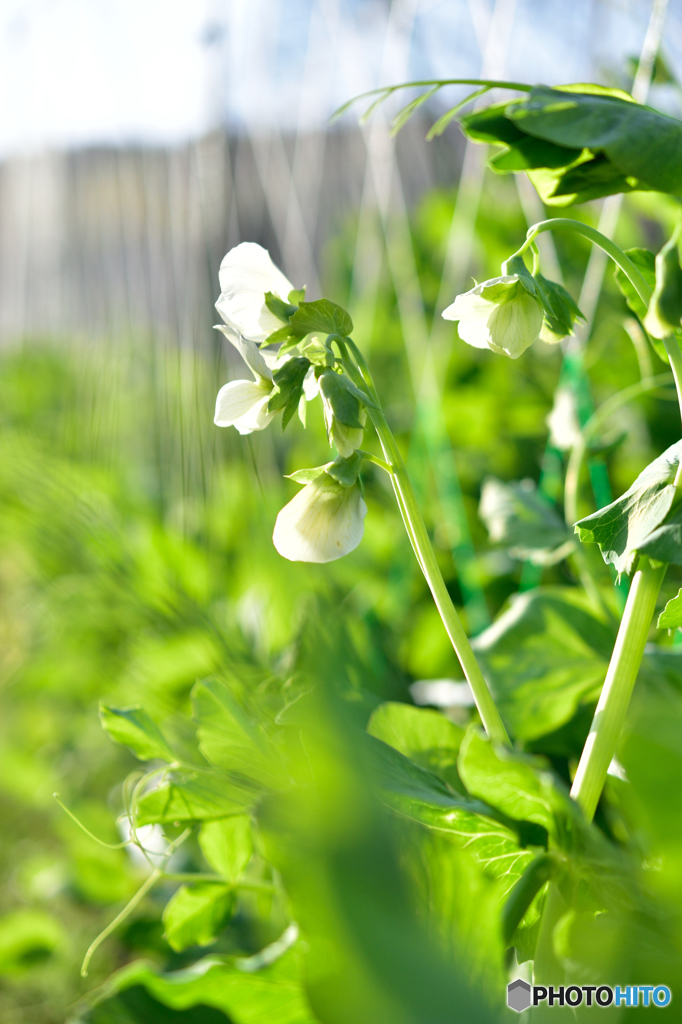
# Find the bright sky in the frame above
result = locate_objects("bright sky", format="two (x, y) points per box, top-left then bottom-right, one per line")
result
(0, 0), (680, 156)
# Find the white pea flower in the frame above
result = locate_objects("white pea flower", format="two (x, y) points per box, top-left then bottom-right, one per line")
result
(273, 474), (367, 563)
(214, 326), (278, 434)
(214, 327), (317, 434)
(216, 242), (296, 343)
(442, 275), (543, 359)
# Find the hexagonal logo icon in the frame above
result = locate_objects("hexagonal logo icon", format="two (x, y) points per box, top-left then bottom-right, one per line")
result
(507, 979), (532, 1012)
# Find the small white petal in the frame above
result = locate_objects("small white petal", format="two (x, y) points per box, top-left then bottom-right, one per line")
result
(486, 291), (542, 358)
(273, 477), (367, 563)
(547, 387), (581, 451)
(216, 242), (295, 342)
(215, 324), (273, 383)
(214, 379), (275, 434)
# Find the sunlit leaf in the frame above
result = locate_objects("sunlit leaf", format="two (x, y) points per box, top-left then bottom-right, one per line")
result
(199, 817), (253, 882)
(479, 477), (573, 566)
(163, 883), (235, 952)
(136, 773), (257, 825)
(575, 440), (682, 574)
(99, 704), (175, 762)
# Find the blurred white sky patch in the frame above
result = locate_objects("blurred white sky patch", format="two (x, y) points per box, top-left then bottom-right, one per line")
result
(0, 0), (211, 154)
(0, 0), (681, 154)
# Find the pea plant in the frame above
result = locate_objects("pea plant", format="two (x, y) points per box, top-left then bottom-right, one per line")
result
(74, 82), (682, 1022)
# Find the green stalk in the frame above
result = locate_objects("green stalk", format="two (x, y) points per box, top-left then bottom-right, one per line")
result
(339, 339), (510, 745)
(570, 560), (666, 821)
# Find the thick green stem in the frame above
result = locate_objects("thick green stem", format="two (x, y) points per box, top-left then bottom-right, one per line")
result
(339, 340), (509, 745)
(570, 560), (666, 821)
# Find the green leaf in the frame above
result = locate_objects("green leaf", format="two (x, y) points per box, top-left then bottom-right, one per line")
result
(289, 299), (353, 338)
(324, 451), (363, 487)
(365, 735), (546, 870)
(613, 247), (656, 321)
(192, 678), (282, 789)
(199, 817), (253, 882)
(286, 465), (327, 485)
(367, 702), (465, 792)
(82, 946), (318, 1024)
(99, 704), (175, 762)
(658, 588), (682, 630)
(502, 852), (555, 946)
(509, 86), (682, 196)
(288, 288), (306, 305)
(163, 883), (235, 952)
(0, 909), (64, 976)
(479, 477), (573, 566)
(264, 292), (298, 324)
(457, 727), (563, 835)
(471, 588), (615, 741)
(136, 772), (257, 825)
(533, 273), (585, 340)
(643, 234), (682, 339)
(318, 370), (363, 428)
(575, 440), (682, 575)
(637, 502), (682, 565)
(264, 325), (298, 346)
(267, 357), (311, 431)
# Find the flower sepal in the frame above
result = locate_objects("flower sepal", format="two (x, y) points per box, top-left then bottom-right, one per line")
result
(267, 356), (312, 430)
(532, 273), (585, 344)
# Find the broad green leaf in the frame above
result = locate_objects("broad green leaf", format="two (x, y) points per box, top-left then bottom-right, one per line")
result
(367, 702), (465, 792)
(526, 152), (637, 207)
(82, 947), (316, 1024)
(458, 728), (561, 835)
(658, 588), (682, 630)
(199, 817), (252, 882)
(365, 735), (543, 888)
(509, 86), (682, 196)
(479, 477), (573, 566)
(163, 883), (235, 952)
(472, 587), (615, 741)
(575, 440), (682, 574)
(637, 502), (682, 565)
(317, 370), (363, 428)
(136, 772), (257, 825)
(192, 678), (282, 789)
(289, 299), (353, 338)
(324, 451), (363, 487)
(288, 287), (306, 305)
(267, 357), (311, 430)
(99, 704), (175, 762)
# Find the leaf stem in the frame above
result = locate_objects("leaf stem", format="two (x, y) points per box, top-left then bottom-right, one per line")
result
(570, 559), (666, 821)
(338, 340), (510, 745)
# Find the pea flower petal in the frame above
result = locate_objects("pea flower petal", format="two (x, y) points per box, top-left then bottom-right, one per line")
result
(273, 475), (367, 563)
(442, 275), (543, 359)
(216, 242), (295, 342)
(214, 380), (275, 434)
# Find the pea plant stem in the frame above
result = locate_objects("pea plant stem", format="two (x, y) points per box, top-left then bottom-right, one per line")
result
(338, 339), (510, 745)
(570, 560), (666, 820)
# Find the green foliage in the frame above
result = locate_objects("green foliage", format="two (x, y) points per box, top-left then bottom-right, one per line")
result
(532, 272), (585, 341)
(162, 884), (235, 952)
(575, 440), (682, 574)
(317, 370), (364, 428)
(658, 587), (682, 629)
(99, 704), (176, 762)
(268, 357), (312, 430)
(472, 588), (615, 742)
(479, 476), (573, 565)
(198, 817), (252, 882)
(289, 299), (353, 338)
